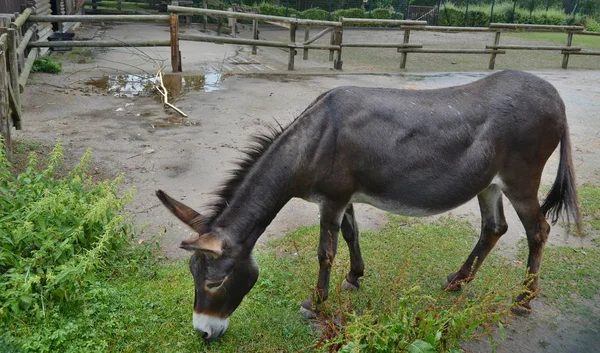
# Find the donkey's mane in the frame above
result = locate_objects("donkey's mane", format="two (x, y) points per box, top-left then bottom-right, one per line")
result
(205, 91), (330, 227)
(205, 125), (284, 227)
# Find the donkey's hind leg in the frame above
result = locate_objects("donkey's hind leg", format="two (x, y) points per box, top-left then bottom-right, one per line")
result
(502, 189), (550, 314)
(340, 204), (365, 290)
(445, 184), (508, 291)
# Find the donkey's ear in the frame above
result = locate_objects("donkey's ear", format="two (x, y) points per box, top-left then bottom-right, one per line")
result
(180, 233), (224, 257)
(156, 190), (207, 234)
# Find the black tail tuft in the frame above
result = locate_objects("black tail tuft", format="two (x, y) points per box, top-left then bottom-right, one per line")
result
(540, 125), (582, 233)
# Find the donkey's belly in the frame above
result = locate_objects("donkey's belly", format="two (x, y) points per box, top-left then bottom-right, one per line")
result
(350, 192), (448, 217)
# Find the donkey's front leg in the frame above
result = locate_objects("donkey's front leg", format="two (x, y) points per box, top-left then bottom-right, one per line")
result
(300, 201), (345, 318)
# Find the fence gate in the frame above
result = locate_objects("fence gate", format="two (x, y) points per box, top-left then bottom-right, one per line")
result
(407, 5), (438, 25)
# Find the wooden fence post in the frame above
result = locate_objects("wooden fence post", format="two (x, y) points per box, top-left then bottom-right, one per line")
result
(7, 27), (22, 130)
(217, 4), (223, 36)
(399, 28), (410, 69)
(170, 13), (181, 72)
(0, 35), (12, 161)
(202, 0), (207, 30)
(288, 22), (297, 70)
(303, 25), (309, 60)
(488, 31), (501, 69)
(334, 26), (343, 70)
(562, 31), (573, 69)
(252, 18), (258, 54)
(329, 28), (335, 61)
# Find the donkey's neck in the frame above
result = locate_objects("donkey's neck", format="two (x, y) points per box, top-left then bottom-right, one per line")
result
(211, 129), (303, 246)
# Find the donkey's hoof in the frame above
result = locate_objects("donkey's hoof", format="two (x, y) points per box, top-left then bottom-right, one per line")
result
(300, 305), (316, 319)
(511, 302), (532, 316)
(443, 273), (463, 292)
(443, 278), (462, 292)
(300, 299), (318, 319)
(512, 294), (533, 316)
(341, 278), (359, 291)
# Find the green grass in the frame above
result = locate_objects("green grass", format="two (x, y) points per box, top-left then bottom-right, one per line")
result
(505, 32), (600, 49)
(578, 184), (600, 231)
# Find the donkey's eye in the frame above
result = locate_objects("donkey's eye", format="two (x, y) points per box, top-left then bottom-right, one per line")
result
(205, 279), (225, 291)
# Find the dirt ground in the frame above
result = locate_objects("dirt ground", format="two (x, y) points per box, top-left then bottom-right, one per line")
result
(13, 22), (600, 352)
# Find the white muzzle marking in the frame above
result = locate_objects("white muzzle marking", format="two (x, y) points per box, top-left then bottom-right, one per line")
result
(193, 312), (230, 340)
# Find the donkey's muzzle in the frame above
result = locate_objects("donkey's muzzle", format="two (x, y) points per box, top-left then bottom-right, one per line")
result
(193, 312), (229, 340)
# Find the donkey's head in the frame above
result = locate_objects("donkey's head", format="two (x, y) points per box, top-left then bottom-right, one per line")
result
(156, 190), (259, 340)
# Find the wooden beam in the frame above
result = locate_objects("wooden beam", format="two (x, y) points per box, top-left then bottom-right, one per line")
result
(399, 48), (506, 54)
(28, 14), (170, 22)
(168, 6), (342, 27)
(487, 44), (581, 51)
(341, 17), (427, 26)
(489, 23), (584, 31)
(344, 43), (422, 48)
(179, 33), (339, 50)
(28, 40), (171, 48)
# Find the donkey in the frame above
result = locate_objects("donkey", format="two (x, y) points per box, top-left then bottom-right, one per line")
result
(156, 70), (581, 340)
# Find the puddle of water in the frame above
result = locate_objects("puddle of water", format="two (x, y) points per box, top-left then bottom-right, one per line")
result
(85, 72), (224, 99)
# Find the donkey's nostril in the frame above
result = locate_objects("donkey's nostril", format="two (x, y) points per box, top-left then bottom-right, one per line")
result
(197, 329), (209, 339)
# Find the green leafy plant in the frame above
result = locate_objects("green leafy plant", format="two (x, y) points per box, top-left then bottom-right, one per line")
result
(0, 138), (135, 321)
(32, 56), (62, 74)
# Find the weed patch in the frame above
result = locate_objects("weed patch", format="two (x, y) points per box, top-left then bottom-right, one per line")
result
(32, 57), (62, 74)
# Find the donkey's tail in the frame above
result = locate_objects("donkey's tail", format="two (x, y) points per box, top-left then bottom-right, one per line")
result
(540, 124), (582, 233)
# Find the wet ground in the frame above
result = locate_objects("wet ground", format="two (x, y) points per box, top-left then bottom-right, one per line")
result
(13, 21), (600, 353)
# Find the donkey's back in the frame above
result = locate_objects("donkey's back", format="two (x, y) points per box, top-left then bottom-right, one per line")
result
(299, 71), (567, 216)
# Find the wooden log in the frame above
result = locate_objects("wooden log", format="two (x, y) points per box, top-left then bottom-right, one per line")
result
(576, 31), (600, 37)
(28, 40), (171, 47)
(35, 3), (52, 12)
(6, 28), (22, 130)
(28, 14), (170, 22)
(341, 17), (426, 26)
(266, 21), (290, 29)
(168, 5), (342, 27)
(399, 48), (506, 54)
(489, 23), (584, 32)
(488, 31), (501, 70)
(170, 14), (180, 73)
(563, 50), (600, 55)
(401, 25), (494, 32)
(302, 27), (333, 45)
(343, 43), (422, 48)
(399, 29), (410, 69)
(13, 8), (33, 29)
(487, 44), (581, 51)
(16, 25), (37, 58)
(19, 48), (38, 93)
(83, 1), (154, 7)
(288, 23), (297, 70)
(179, 33), (339, 50)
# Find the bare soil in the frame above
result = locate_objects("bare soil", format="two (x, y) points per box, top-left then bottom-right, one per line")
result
(13, 22), (600, 353)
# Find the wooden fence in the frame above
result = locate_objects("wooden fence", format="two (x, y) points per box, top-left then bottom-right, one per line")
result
(2, 6), (600, 159)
